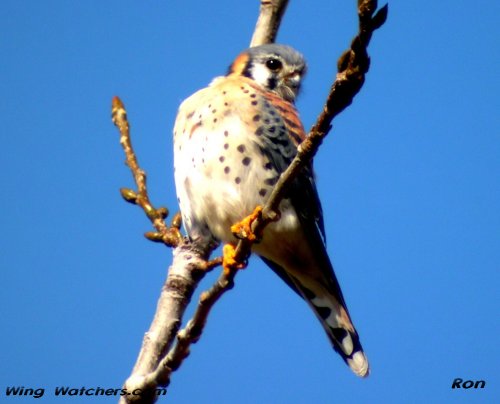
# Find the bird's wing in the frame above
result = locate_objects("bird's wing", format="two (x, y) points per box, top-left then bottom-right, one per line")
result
(255, 90), (369, 377)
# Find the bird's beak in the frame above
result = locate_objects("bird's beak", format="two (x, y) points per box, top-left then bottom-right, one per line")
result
(284, 72), (301, 90)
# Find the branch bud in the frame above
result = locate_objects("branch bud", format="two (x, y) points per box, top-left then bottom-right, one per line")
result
(120, 188), (138, 204)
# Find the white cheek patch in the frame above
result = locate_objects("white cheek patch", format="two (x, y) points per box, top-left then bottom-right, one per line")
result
(251, 63), (272, 88)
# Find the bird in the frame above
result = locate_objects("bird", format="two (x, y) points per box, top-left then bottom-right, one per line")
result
(173, 44), (369, 377)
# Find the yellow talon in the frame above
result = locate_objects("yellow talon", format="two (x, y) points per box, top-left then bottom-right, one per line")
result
(222, 244), (246, 275)
(230, 206), (263, 242)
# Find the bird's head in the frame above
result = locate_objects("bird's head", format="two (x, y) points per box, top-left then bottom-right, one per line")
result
(228, 44), (307, 103)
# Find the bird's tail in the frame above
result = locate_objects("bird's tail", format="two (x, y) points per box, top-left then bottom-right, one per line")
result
(302, 283), (370, 377)
(261, 255), (369, 377)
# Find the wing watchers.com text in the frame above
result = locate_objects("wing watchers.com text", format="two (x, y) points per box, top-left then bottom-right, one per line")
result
(5, 385), (167, 399)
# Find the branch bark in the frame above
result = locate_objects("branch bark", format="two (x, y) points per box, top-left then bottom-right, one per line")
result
(250, 0), (289, 46)
(113, 1), (387, 402)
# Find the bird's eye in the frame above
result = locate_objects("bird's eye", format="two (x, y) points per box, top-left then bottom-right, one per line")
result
(265, 58), (283, 71)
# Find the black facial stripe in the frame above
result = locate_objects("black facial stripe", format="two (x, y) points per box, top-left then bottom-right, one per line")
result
(241, 60), (253, 78)
(267, 77), (277, 90)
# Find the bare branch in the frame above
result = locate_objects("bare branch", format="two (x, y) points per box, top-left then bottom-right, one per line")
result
(143, 260), (238, 391)
(111, 97), (182, 247)
(250, 0), (289, 46)
(119, 243), (213, 404)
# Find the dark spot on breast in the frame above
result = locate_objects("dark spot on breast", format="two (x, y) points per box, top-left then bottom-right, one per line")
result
(212, 109), (217, 114)
(242, 157), (251, 166)
(251, 100), (258, 106)
(235, 177), (241, 184)
(268, 126), (276, 133)
(264, 118), (270, 124)
(224, 130), (229, 137)
(253, 114), (261, 122)
(219, 156), (225, 162)
(224, 143), (229, 149)
(224, 166), (230, 174)
(186, 111), (194, 119)
(213, 118), (218, 123)
(237, 144), (246, 153)
(259, 189), (267, 197)
(264, 162), (273, 170)
(255, 127), (264, 136)
(250, 93), (257, 98)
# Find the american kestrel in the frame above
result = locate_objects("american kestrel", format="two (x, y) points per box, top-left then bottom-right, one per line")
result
(173, 44), (369, 377)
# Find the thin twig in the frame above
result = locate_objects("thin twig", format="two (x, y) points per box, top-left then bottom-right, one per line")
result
(111, 97), (182, 247)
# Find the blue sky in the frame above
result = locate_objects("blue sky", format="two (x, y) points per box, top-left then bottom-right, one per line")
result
(1, 1), (498, 403)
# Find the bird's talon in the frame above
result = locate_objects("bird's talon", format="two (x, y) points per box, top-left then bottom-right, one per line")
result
(222, 244), (246, 275)
(231, 206), (263, 242)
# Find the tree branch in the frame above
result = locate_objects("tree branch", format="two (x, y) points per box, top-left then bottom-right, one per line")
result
(250, 0), (290, 46)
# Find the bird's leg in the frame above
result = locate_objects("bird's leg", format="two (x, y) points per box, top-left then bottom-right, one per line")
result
(230, 205), (264, 242)
(223, 206), (265, 275)
(222, 244), (247, 275)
